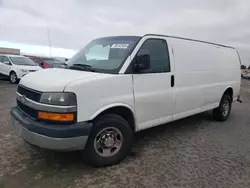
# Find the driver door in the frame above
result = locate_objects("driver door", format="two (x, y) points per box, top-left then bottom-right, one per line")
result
(2, 57), (12, 76)
(132, 38), (175, 131)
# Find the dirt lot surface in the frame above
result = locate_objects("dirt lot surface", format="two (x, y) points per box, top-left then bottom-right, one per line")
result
(0, 78), (250, 188)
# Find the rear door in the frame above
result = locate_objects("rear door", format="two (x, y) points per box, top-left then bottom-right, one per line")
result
(131, 37), (175, 130)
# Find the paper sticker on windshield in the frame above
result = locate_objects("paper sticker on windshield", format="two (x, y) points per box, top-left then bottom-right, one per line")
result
(111, 44), (129, 49)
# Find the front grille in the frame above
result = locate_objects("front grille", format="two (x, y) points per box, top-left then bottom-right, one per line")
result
(17, 100), (37, 119)
(17, 85), (41, 102)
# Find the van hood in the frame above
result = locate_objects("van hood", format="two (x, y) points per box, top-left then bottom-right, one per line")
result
(19, 68), (108, 92)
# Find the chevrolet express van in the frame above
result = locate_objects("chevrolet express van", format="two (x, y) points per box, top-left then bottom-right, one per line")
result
(10, 34), (241, 167)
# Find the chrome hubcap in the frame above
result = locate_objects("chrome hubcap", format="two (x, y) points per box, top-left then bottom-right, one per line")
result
(222, 100), (230, 116)
(94, 127), (123, 157)
(10, 73), (16, 82)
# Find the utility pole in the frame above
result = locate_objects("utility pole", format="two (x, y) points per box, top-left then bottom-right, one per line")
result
(47, 27), (52, 58)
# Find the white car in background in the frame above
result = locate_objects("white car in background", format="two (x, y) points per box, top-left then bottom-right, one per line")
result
(0, 55), (42, 83)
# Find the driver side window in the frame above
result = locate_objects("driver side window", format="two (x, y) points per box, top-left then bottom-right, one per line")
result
(3, 57), (11, 65)
(136, 39), (171, 74)
(0, 56), (4, 63)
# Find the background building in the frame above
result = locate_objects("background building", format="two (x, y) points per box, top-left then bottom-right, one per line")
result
(0, 47), (20, 55)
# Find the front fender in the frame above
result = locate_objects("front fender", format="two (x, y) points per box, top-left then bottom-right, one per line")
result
(64, 74), (134, 123)
(90, 103), (135, 120)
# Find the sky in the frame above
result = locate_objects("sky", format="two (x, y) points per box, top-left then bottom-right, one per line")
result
(0, 0), (249, 65)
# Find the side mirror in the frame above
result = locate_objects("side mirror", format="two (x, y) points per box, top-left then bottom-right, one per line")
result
(134, 54), (150, 72)
(4, 61), (11, 65)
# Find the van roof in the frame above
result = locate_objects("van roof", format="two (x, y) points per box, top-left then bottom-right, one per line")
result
(144, 34), (235, 49)
(99, 34), (235, 49)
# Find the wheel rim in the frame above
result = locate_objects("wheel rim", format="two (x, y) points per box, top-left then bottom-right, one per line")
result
(10, 73), (16, 83)
(222, 100), (230, 116)
(94, 127), (123, 157)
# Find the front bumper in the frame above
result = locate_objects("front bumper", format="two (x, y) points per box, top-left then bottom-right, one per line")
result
(10, 107), (93, 151)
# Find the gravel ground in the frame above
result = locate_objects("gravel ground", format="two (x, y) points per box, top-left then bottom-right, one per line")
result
(0, 78), (250, 188)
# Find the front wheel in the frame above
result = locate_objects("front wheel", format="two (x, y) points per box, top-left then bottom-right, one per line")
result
(9, 72), (18, 84)
(213, 94), (232, 121)
(84, 114), (133, 167)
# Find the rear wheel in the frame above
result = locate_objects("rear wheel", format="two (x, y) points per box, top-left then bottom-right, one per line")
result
(84, 114), (133, 167)
(9, 72), (18, 84)
(213, 94), (232, 121)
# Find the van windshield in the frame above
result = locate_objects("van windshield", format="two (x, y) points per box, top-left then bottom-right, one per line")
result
(67, 36), (141, 73)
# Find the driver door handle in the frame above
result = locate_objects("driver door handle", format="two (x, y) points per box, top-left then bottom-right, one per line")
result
(171, 75), (174, 87)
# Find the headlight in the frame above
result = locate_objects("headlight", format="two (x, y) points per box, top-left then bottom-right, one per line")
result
(20, 69), (29, 72)
(40, 93), (77, 106)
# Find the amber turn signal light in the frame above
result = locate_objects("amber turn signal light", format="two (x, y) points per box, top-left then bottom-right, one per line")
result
(38, 112), (74, 122)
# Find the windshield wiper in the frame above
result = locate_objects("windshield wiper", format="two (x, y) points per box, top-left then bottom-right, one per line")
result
(68, 64), (98, 72)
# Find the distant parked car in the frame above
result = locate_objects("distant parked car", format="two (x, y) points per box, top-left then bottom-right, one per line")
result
(25, 56), (67, 69)
(243, 72), (250, 79)
(242, 71), (247, 78)
(241, 71), (250, 79)
(0, 55), (42, 83)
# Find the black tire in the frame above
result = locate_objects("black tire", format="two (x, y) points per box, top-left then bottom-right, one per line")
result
(84, 114), (133, 167)
(213, 94), (232, 121)
(9, 71), (18, 84)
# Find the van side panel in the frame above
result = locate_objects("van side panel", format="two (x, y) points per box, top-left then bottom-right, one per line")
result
(167, 38), (240, 119)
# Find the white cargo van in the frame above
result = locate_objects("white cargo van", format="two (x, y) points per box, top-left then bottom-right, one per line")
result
(10, 34), (241, 167)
